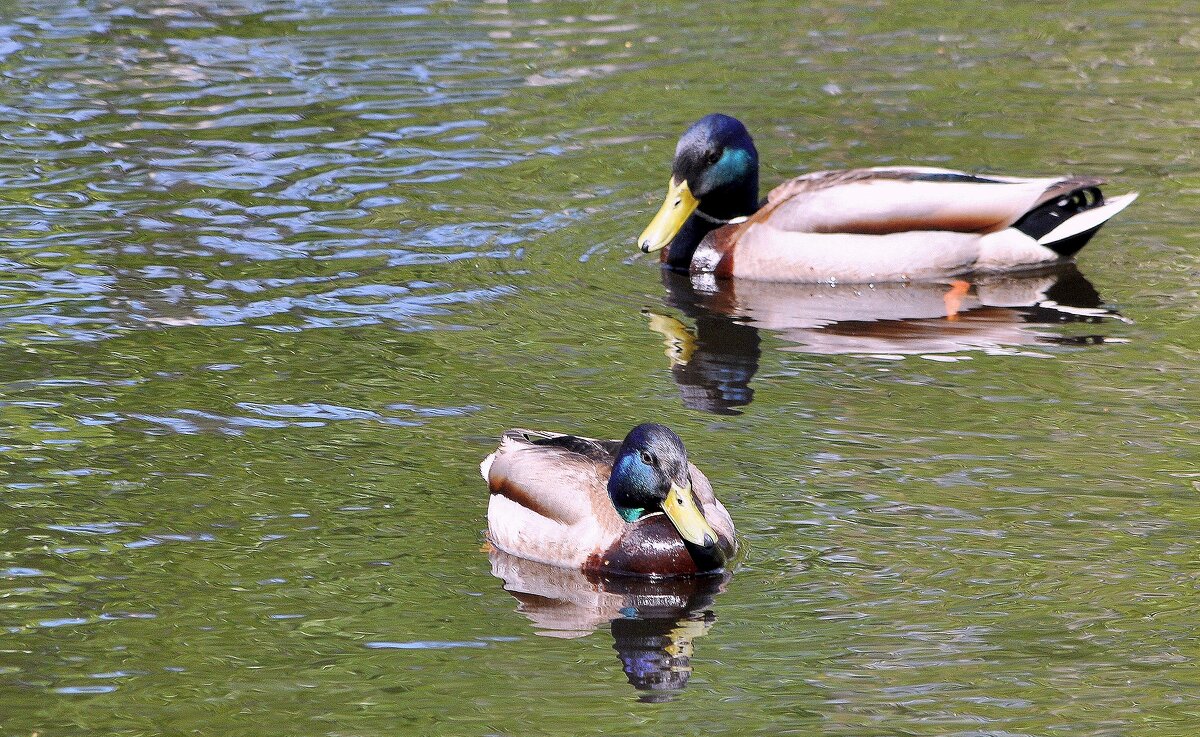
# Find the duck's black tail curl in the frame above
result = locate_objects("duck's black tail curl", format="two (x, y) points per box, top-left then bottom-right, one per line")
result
(1013, 186), (1107, 257)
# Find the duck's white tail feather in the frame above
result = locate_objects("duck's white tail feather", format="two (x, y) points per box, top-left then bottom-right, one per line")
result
(479, 450), (498, 482)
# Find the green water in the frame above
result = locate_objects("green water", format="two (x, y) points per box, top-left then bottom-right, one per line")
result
(2, 1), (1198, 735)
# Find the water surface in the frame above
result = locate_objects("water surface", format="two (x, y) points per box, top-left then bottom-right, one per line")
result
(2, 1), (1198, 735)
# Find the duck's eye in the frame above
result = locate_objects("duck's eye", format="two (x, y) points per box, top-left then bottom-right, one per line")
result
(705, 149), (721, 165)
(640, 450), (655, 465)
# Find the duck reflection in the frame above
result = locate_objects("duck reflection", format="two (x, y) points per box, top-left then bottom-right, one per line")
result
(648, 266), (1127, 414)
(488, 547), (730, 702)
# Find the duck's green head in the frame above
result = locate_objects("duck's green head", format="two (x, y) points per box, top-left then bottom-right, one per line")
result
(607, 423), (719, 550)
(639, 114), (760, 254)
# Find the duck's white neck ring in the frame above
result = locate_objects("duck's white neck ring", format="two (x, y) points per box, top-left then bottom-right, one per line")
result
(693, 209), (748, 226)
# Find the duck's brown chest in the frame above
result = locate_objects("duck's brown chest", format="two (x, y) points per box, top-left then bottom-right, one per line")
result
(584, 514), (700, 576)
(690, 227), (738, 278)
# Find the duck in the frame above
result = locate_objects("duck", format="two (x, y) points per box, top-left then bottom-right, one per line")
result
(481, 423), (736, 577)
(638, 114), (1138, 283)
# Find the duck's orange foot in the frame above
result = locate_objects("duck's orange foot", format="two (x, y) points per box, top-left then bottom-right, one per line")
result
(943, 280), (971, 321)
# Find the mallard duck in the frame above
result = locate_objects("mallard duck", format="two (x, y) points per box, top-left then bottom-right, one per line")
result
(481, 424), (736, 576)
(638, 114), (1138, 283)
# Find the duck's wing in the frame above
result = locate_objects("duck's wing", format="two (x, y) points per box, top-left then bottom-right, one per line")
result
(759, 167), (1103, 236)
(483, 430), (625, 568)
(482, 429), (619, 525)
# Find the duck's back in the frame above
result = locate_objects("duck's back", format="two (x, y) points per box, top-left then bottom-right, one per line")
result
(762, 168), (1080, 236)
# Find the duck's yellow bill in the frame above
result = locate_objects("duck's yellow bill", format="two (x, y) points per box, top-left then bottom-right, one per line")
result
(638, 178), (698, 253)
(663, 481), (718, 548)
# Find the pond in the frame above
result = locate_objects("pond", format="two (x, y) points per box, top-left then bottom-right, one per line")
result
(2, 1), (1198, 735)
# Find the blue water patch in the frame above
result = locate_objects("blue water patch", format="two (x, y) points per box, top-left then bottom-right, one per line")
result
(2, 567), (45, 577)
(55, 685), (118, 695)
(365, 640), (488, 650)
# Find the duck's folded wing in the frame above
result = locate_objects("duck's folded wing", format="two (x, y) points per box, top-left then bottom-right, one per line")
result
(762, 167), (1103, 236)
(482, 430), (616, 527)
(483, 430), (625, 568)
